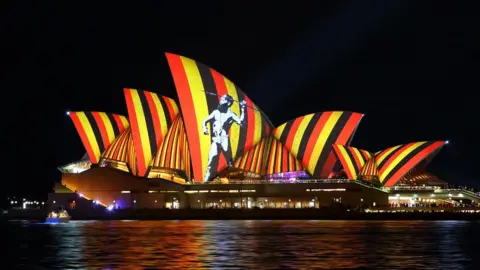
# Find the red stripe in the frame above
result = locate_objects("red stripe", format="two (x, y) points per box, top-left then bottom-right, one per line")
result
(273, 140), (280, 173)
(244, 96), (255, 152)
(70, 113), (98, 163)
(254, 142), (262, 173)
(282, 146), (288, 172)
(348, 147), (363, 172)
(266, 139), (273, 173)
(211, 69), (228, 99)
(111, 131), (123, 160)
(361, 150), (371, 161)
(289, 151), (295, 171)
(321, 113), (362, 177)
(165, 128), (173, 167)
(163, 96), (177, 121)
(375, 146), (394, 163)
(124, 88), (146, 176)
(302, 112), (332, 170)
(245, 148), (254, 171)
(284, 116), (303, 151)
(165, 53), (202, 182)
(255, 143), (262, 173)
(384, 142), (444, 187)
(91, 112), (110, 148)
(378, 143), (414, 176)
(144, 91), (163, 146)
(112, 114), (126, 132)
(323, 152), (338, 179)
(210, 69), (229, 171)
(259, 140), (266, 173)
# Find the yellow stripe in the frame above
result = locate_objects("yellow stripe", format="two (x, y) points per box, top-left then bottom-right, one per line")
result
(77, 112), (101, 161)
(130, 90), (152, 169)
(170, 98), (180, 115)
(290, 114), (313, 157)
(339, 146), (357, 179)
(259, 139), (267, 174)
(273, 124), (286, 140)
(375, 145), (402, 167)
(171, 126), (179, 167)
(181, 56), (211, 181)
(251, 143), (260, 172)
(267, 138), (275, 174)
(271, 140), (277, 173)
(252, 109), (263, 146)
(223, 77), (240, 159)
(241, 150), (248, 169)
(120, 116), (129, 129)
(152, 93), (168, 141)
(307, 112), (342, 174)
(380, 142), (425, 181)
(276, 141), (282, 173)
(120, 132), (128, 162)
(99, 113), (115, 142)
(352, 147), (365, 168)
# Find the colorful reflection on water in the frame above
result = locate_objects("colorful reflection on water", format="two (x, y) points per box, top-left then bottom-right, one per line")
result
(3, 220), (480, 269)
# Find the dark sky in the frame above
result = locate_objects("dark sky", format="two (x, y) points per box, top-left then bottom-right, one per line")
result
(2, 1), (479, 198)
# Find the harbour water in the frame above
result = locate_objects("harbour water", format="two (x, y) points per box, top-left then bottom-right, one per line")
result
(3, 220), (479, 269)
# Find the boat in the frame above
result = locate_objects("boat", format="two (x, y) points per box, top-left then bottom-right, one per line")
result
(45, 209), (71, 223)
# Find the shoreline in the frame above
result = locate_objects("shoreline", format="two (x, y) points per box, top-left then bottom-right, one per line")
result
(3, 208), (480, 221)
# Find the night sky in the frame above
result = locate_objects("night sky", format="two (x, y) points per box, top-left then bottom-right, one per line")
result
(3, 1), (479, 199)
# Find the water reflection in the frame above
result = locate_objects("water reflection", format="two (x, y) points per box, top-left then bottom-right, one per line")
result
(3, 220), (480, 269)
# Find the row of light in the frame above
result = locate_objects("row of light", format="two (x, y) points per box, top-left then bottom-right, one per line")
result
(394, 193), (464, 198)
(11, 200), (45, 205)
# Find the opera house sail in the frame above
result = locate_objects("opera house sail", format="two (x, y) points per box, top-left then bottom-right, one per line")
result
(53, 53), (457, 211)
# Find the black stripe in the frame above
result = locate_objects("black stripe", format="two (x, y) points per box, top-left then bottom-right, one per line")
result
(168, 126), (175, 167)
(84, 112), (105, 153)
(332, 160), (343, 174)
(377, 145), (404, 171)
(268, 138), (276, 174)
(261, 138), (270, 175)
(197, 61), (218, 120)
(361, 150), (371, 162)
(261, 137), (271, 174)
(297, 112), (322, 161)
(275, 139), (281, 173)
(158, 96), (173, 129)
(257, 138), (263, 172)
(421, 147), (442, 168)
(236, 88), (247, 160)
(278, 120), (294, 145)
(105, 130), (119, 159)
(346, 118), (360, 146)
(119, 131), (129, 162)
(287, 149), (294, 172)
(345, 147), (361, 173)
(330, 147), (343, 174)
(264, 138), (273, 173)
(383, 141), (436, 183)
(137, 91), (157, 158)
(260, 111), (266, 138)
(359, 159), (370, 176)
(172, 122), (179, 168)
(106, 114), (120, 136)
(197, 62), (221, 178)
(166, 121), (174, 167)
(313, 112), (351, 178)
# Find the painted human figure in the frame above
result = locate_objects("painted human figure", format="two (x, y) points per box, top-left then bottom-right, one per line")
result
(202, 94), (246, 182)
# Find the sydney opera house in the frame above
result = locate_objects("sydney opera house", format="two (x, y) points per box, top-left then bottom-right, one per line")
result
(50, 53), (472, 212)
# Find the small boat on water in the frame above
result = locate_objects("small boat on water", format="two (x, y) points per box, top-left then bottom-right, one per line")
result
(46, 209), (71, 223)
